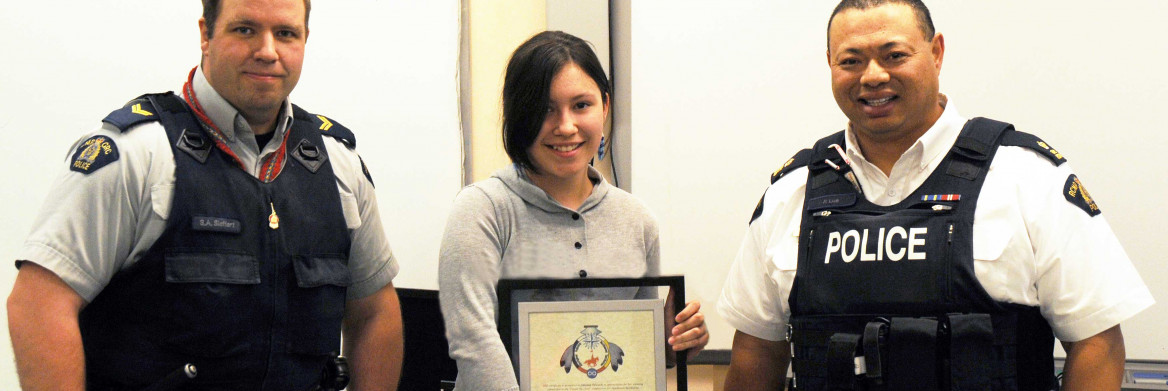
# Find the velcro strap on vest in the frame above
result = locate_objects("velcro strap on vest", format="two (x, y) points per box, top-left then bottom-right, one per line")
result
(946, 117), (1012, 181)
(153, 92), (189, 113)
(888, 317), (938, 390)
(950, 314), (994, 391)
(945, 160), (982, 181)
(863, 321), (888, 386)
(953, 117), (1011, 161)
(826, 333), (862, 390)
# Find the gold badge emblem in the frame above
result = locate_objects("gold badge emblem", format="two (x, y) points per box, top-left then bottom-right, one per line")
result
(268, 203), (280, 229)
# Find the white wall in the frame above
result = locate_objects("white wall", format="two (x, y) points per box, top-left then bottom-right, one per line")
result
(627, 1), (1168, 360)
(0, 1), (461, 386)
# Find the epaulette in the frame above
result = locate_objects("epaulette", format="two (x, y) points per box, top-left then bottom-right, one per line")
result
(1000, 130), (1066, 166)
(770, 148), (814, 183)
(293, 105), (356, 149)
(102, 95), (161, 132)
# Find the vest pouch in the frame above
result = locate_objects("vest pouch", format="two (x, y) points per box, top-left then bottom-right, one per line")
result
(286, 255), (351, 355)
(826, 333), (863, 390)
(887, 317), (938, 391)
(163, 251), (262, 358)
(790, 315), (882, 391)
(949, 314), (993, 391)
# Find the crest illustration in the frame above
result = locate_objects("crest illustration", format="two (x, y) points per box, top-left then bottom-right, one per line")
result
(559, 325), (625, 379)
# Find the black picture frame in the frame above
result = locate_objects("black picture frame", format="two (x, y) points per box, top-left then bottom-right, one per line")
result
(496, 275), (688, 391)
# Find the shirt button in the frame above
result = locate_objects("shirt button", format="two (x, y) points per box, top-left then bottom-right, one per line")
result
(574, 242), (582, 249)
(572, 213), (580, 220)
(886, 189), (897, 197)
(579, 270), (587, 278)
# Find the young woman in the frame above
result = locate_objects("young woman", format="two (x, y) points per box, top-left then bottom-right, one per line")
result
(438, 31), (708, 390)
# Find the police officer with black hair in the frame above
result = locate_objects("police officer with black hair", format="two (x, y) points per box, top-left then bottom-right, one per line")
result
(718, 1), (1153, 390)
(6, 0), (404, 389)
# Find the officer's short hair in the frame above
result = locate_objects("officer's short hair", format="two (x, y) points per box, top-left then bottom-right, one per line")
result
(827, 0), (935, 49)
(202, 0), (312, 38)
(501, 31), (611, 174)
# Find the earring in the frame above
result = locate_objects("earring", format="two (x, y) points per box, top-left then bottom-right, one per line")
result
(597, 136), (607, 160)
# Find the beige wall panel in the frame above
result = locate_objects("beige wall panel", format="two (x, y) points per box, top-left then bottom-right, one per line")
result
(468, 0), (547, 181)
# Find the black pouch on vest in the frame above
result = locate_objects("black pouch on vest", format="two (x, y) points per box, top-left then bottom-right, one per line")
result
(887, 317), (938, 390)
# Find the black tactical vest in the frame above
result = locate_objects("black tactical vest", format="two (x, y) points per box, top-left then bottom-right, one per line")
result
(79, 92), (353, 390)
(787, 118), (1057, 391)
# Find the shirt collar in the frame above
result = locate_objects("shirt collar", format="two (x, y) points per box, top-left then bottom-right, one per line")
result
(505, 164), (610, 213)
(843, 94), (966, 171)
(192, 66), (294, 142)
(916, 96), (966, 170)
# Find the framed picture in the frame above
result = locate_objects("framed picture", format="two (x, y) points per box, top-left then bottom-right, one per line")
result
(497, 276), (688, 391)
(519, 299), (664, 391)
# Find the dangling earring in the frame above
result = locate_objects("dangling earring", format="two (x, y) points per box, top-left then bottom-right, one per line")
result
(597, 136), (607, 160)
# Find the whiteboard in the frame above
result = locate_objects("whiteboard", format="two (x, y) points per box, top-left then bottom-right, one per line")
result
(626, 1), (1167, 360)
(0, 1), (461, 386)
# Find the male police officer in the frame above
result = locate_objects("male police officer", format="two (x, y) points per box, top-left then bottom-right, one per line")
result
(6, 0), (404, 389)
(718, 1), (1153, 390)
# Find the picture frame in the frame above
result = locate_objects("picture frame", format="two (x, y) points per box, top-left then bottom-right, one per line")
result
(519, 299), (664, 391)
(496, 276), (688, 391)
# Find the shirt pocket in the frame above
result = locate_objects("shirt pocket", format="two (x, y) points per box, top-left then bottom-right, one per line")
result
(773, 217), (803, 271)
(163, 250), (261, 358)
(973, 220), (1012, 262)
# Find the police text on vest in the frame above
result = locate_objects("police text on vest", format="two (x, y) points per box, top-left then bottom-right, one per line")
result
(824, 227), (927, 263)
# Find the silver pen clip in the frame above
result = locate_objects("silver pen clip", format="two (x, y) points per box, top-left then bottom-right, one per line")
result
(825, 144), (863, 195)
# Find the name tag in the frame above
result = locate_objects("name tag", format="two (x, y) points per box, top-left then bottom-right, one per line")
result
(806, 193), (856, 211)
(192, 216), (242, 234)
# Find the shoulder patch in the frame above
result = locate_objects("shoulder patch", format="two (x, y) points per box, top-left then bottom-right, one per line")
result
(1001, 131), (1066, 166)
(292, 105), (356, 148)
(749, 192), (765, 225)
(102, 98), (160, 132)
(1064, 174), (1101, 217)
(70, 135), (119, 174)
(771, 149), (813, 183)
(359, 155), (375, 188)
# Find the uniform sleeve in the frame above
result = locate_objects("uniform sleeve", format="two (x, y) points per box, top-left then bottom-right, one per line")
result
(322, 139), (399, 300)
(1013, 152), (1154, 342)
(16, 124), (162, 302)
(437, 185), (519, 391)
(717, 171), (807, 342)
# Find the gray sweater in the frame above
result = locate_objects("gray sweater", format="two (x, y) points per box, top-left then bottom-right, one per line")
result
(438, 164), (660, 391)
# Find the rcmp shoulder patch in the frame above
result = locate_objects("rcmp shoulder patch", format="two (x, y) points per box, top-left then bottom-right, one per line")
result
(749, 192), (766, 225)
(101, 98), (160, 132)
(1001, 131), (1066, 166)
(70, 135), (119, 174)
(771, 148), (813, 183)
(1064, 174), (1101, 217)
(359, 155), (375, 188)
(293, 105), (356, 148)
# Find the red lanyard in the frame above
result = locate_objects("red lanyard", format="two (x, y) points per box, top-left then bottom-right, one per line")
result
(181, 67), (290, 182)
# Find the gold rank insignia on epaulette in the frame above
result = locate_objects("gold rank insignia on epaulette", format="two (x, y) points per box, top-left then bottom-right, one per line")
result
(316, 115), (334, 131)
(292, 105), (356, 149)
(102, 98), (160, 132)
(771, 158), (795, 183)
(1035, 140), (1064, 162)
(1064, 174), (1101, 217)
(771, 148), (814, 183)
(70, 135), (119, 174)
(1001, 131), (1067, 166)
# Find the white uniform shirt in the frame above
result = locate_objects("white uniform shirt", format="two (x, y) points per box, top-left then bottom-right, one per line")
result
(718, 99), (1153, 343)
(17, 68), (398, 301)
